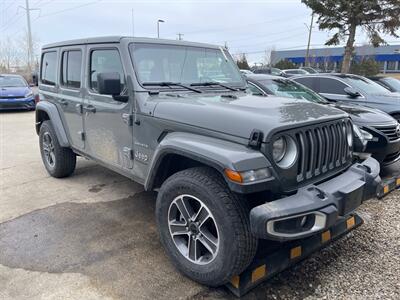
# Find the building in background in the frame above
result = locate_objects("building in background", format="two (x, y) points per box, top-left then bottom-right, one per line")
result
(271, 44), (400, 74)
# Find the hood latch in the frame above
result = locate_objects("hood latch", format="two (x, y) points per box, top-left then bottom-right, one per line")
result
(248, 129), (264, 149)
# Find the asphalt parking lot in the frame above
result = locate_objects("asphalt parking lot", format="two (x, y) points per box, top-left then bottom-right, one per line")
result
(1, 111), (399, 300)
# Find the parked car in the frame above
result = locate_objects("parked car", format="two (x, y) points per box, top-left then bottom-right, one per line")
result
(292, 73), (400, 122)
(0, 74), (36, 110)
(36, 36), (380, 287)
(240, 69), (253, 75)
(300, 66), (319, 74)
(253, 67), (283, 76)
(281, 69), (309, 77)
(368, 76), (400, 93)
(246, 74), (400, 166)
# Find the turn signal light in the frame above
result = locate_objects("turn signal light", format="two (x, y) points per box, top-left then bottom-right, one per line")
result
(225, 169), (243, 183)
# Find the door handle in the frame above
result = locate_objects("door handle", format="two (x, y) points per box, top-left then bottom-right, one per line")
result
(60, 99), (68, 106)
(84, 105), (96, 113)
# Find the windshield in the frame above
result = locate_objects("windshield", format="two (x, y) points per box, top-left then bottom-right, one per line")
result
(130, 43), (245, 88)
(259, 79), (327, 103)
(343, 76), (391, 94)
(382, 77), (400, 92)
(0, 76), (27, 88)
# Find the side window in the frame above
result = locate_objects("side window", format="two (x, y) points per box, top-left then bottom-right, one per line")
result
(90, 49), (125, 93)
(318, 78), (347, 95)
(247, 83), (264, 95)
(40, 51), (57, 86)
(61, 50), (82, 88)
(293, 77), (315, 91)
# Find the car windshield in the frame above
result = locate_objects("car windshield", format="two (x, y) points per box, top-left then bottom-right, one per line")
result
(382, 77), (400, 91)
(343, 76), (391, 94)
(0, 76), (27, 87)
(130, 43), (245, 88)
(259, 79), (327, 103)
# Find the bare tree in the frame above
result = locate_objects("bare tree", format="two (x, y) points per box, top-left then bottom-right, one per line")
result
(17, 30), (40, 71)
(0, 37), (18, 72)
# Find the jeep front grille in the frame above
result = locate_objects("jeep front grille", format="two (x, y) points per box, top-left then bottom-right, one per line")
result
(295, 120), (353, 183)
(373, 124), (400, 142)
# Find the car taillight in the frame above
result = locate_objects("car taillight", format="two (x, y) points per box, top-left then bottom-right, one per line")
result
(34, 94), (40, 103)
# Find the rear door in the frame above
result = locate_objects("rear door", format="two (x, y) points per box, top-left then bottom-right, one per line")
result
(82, 44), (134, 171)
(58, 46), (85, 149)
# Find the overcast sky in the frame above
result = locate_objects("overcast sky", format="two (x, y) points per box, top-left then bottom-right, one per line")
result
(1, 0), (399, 64)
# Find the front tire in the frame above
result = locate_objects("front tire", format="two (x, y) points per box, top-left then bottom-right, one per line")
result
(39, 120), (76, 178)
(156, 167), (257, 286)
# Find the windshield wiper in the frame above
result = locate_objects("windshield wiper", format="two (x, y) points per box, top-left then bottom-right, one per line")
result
(190, 81), (239, 91)
(142, 82), (202, 93)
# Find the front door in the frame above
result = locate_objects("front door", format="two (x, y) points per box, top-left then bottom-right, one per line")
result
(58, 46), (85, 149)
(83, 45), (134, 171)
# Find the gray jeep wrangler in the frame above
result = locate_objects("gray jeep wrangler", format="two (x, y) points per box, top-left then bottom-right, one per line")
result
(36, 36), (380, 286)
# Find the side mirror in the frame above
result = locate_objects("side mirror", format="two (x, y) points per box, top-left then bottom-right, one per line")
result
(97, 72), (122, 96)
(344, 87), (361, 98)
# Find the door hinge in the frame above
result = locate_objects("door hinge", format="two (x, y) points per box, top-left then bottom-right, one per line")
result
(78, 131), (85, 141)
(122, 113), (133, 126)
(123, 147), (134, 160)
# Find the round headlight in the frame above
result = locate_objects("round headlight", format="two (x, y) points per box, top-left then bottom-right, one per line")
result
(272, 137), (287, 162)
(272, 135), (298, 169)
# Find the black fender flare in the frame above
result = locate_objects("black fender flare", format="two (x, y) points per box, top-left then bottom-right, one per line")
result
(144, 132), (271, 191)
(35, 101), (70, 147)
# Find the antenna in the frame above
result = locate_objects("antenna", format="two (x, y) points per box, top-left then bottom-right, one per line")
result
(131, 9), (134, 37)
(177, 33), (184, 40)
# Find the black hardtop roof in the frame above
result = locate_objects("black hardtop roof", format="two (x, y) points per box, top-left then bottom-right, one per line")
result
(42, 36), (222, 50)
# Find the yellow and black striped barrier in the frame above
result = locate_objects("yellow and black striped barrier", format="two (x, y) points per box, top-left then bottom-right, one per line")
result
(226, 214), (363, 297)
(377, 175), (400, 199)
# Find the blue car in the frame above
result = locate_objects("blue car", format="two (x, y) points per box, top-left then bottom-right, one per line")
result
(0, 74), (36, 110)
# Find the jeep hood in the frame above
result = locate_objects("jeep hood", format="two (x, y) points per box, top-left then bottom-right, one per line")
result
(151, 93), (347, 142)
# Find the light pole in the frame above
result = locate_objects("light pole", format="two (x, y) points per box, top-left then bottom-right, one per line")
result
(304, 13), (314, 67)
(157, 19), (165, 38)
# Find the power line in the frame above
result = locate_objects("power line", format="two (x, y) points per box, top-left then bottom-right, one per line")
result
(38, 0), (103, 18)
(164, 13), (306, 37)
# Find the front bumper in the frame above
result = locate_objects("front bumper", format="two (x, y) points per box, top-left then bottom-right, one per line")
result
(0, 97), (36, 110)
(250, 157), (381, 241)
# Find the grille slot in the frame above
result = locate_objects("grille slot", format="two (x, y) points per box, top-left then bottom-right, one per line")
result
(373, 124), (400, 142)
(0, 95), (25, 99)
(295, 120), (352, 183)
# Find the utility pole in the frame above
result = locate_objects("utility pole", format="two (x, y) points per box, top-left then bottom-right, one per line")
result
(19, 0), (38, 71)
(177, 33), (184, 40)
(305, 13), (314, 67)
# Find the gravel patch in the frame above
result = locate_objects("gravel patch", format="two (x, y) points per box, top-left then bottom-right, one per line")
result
(192, 190), (400, 300)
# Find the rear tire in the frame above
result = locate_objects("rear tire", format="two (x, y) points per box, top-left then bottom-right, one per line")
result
(156, 167), (257, 286)
(39, 120), (76, 178)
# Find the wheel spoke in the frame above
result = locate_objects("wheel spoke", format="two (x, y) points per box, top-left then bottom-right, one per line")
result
(43, 144), (50, 153)
(169, 220), (189, 236)
(194, 205), (210, 227)
(175, 197), (193, 223)
(188, 237), (198, 261)
(49, 152), (56, 164)
(198, 229), (218, 255)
